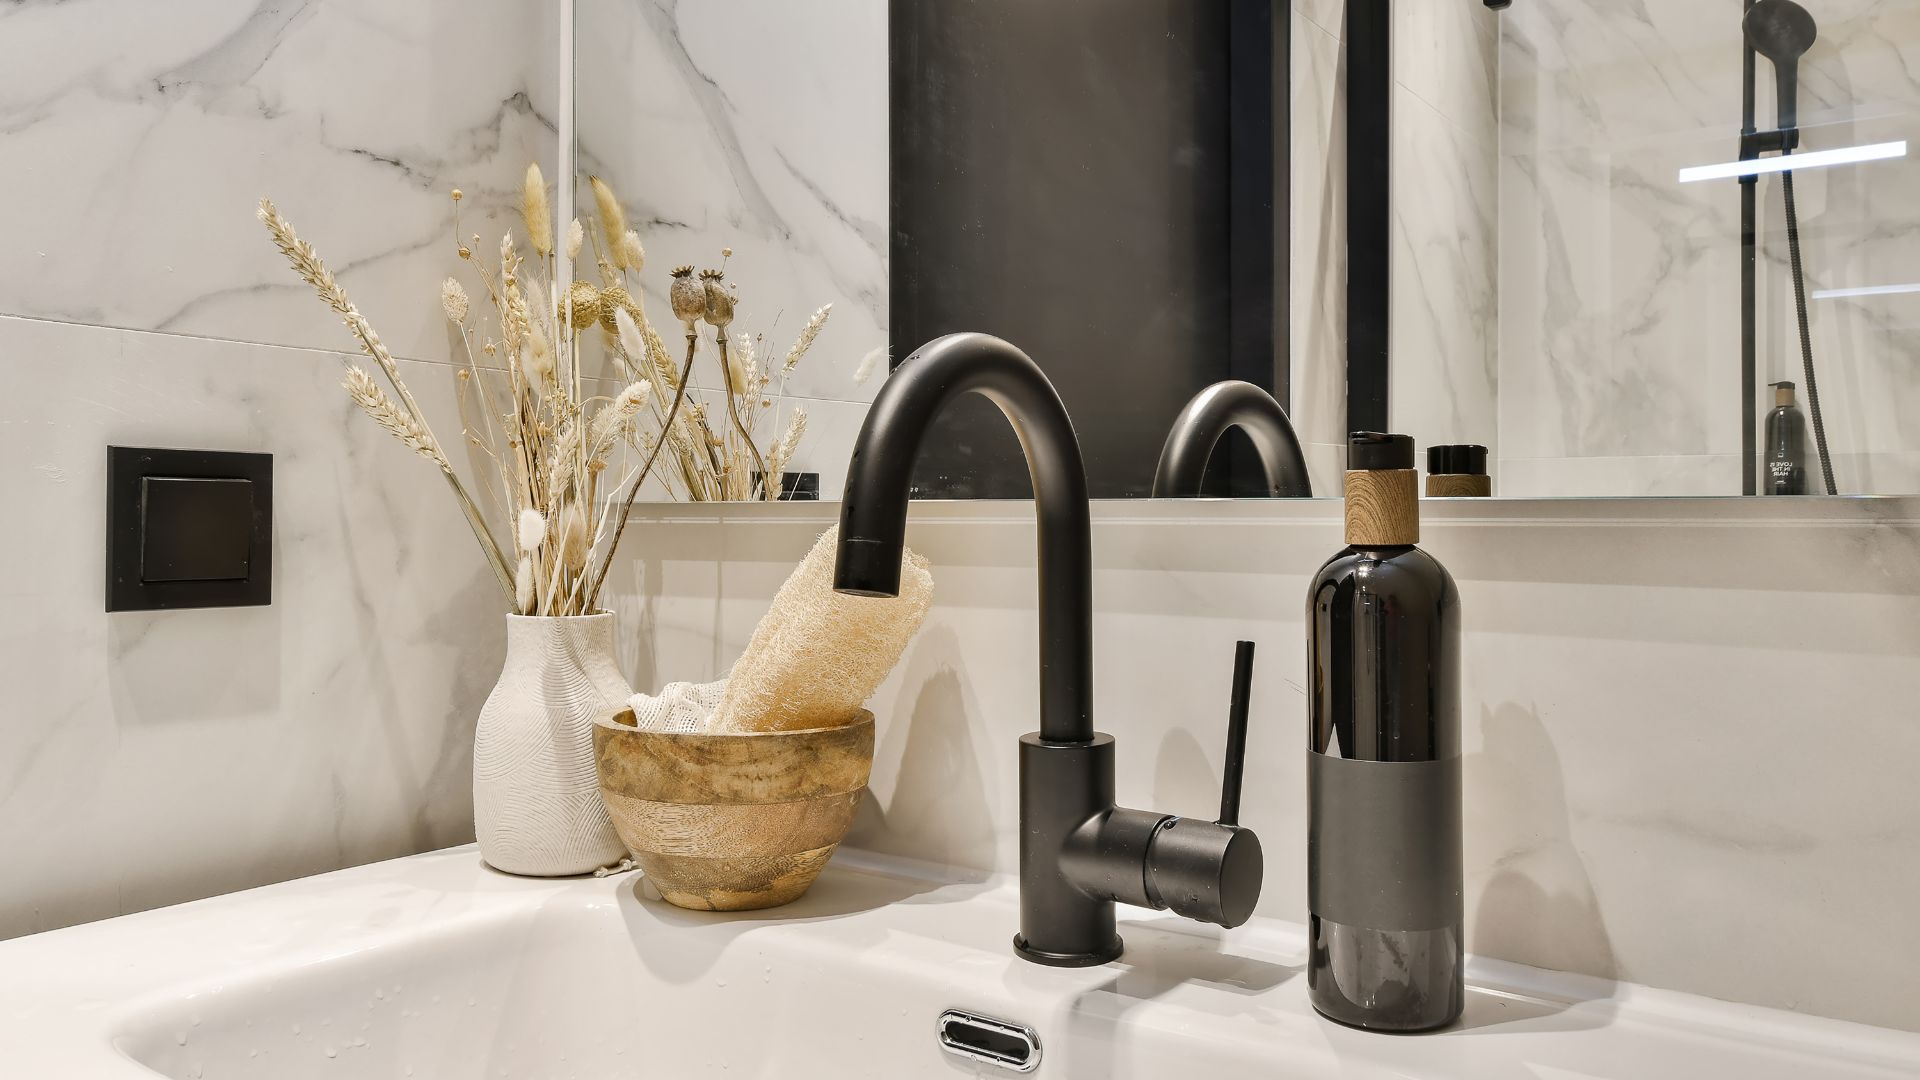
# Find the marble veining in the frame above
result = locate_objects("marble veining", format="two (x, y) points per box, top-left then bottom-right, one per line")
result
(1292, 1), (1501, 487)
(1499, 0), (1920, 495)
(573, 0), (888, 489)
(0, 314), (517, 939)
(1289, 13), (1349, 474)
(1392, 81), (1500, 469)
(0, 0), (557, 366)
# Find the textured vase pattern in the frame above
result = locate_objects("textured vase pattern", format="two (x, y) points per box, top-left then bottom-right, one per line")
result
(474, 613), (630, 876)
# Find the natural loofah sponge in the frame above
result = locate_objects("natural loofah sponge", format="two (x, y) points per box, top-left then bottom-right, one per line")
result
(708, 525), (932, 733)
(626, 678), (727, 734)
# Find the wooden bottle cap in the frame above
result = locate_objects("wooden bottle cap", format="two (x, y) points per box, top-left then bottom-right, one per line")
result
(1345, 469), (1419, 545)
(1426, 473), (1491, 498)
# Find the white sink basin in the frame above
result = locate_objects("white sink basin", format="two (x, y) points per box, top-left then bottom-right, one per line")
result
(2, 846), (1915, 1078)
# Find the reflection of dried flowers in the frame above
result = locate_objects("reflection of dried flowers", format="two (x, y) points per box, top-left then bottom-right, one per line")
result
(596, 284), (633, 332)
(523, 163), (552, 257)
(669, 266), (703, 327)
(600, 246), (834, 502)
(566, 280), (601, 330)
(590, 175), (629, 269)
(699, 268), (734, 329)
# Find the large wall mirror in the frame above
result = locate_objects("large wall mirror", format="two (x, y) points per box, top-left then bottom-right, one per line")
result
(575, 0), (1919, 501)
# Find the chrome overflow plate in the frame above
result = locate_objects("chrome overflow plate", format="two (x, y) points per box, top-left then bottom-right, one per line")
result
(936, 1009), (1042, 1073)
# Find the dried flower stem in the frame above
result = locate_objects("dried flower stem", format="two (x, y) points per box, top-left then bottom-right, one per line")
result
(587, 328), (699, 601)
(714, 332), (769, 496)
(257, 198), (515, 602)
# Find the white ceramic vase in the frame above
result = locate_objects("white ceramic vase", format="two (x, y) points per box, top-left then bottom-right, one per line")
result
(473, 612), (629, 876)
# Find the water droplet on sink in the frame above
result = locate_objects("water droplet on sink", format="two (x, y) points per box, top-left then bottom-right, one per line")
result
(374, 987), (386, 1001)
(468, 998), (477, 1007)
(174, 1032), (187, 1046)
(291, 1024), (301, 1036)
(324, 1045), (337, 1059)
(715, 977), (727, 988)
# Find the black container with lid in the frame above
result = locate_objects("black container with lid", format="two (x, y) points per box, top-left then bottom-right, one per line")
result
(1425, 444), (1490, 497)
(1306, 432), (1464, 1032)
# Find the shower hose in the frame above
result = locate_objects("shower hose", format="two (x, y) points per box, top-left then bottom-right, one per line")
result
(1780, 162), (1838, 494)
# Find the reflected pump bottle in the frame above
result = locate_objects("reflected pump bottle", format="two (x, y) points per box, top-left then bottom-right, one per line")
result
(1765, 381), (1809, 496)
(1306, 432), (1463, 1032)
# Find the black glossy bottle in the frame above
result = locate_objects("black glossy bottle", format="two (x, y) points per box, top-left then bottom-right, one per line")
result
(1306, 433), (1463, 1032)
(1765, 381), (1808, 496)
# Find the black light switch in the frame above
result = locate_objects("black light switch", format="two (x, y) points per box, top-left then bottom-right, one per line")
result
(141, 477), (254, 582)
(107, 447), (272, 612)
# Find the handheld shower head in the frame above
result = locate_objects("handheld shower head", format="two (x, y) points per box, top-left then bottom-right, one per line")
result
(1744, 0), (1818, 132)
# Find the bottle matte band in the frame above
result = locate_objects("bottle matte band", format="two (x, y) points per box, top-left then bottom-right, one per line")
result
(1307, 751), (1462, 931)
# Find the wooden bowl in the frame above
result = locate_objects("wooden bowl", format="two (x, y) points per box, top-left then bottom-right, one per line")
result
(592, 707), (874, 911)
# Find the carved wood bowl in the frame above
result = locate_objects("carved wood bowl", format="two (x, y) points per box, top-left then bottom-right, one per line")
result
(592, 707), (874, 911)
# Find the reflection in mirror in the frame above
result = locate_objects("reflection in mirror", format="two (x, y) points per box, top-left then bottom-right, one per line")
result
(1488, 0), (1919, 496)
(574, 0), (891, 502)
(890, 2), (1288, 498)
(577, 1), (1919, 500)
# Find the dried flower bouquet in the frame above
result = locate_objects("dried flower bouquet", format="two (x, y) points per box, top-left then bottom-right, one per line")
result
(258, 164), (833, 617)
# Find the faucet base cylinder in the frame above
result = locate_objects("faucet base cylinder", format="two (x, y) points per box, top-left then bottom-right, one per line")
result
(1011, 932), (1122, 968)
(1015, 733), (1121, 966)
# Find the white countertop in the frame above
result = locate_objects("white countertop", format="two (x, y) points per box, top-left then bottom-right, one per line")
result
(2, 845), (1916, 1078)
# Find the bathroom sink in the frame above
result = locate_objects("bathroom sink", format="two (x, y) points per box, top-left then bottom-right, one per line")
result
(2, 848), (1915, 1078)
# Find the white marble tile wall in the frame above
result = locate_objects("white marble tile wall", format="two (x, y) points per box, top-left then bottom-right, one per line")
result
(1391, 4), (1501, 475)
(1290, 10), (1351, 492)
(572, 0), (889, 495)
(612, 496), (1920, 1033)
(581, 1), (1498, 499)
(1290, 1), (1502, 489)
(0, 0), (558, 364)
(1498, 0), (1920, 495)
(0, 0), (553, 937)
(0, 316), (506, 938)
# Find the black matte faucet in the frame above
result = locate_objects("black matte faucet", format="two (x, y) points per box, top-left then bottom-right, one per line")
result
(832, 332), (1264, 966)
(1152, 380), (1313, 498)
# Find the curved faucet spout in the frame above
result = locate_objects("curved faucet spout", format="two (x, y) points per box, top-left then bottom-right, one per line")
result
(832, 332), (1093, 744)
(1151, 381), (1313, 497)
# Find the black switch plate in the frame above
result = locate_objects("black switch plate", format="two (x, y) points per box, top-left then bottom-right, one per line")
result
(107, 447), (272, 611)
(141, 477), (254, 581)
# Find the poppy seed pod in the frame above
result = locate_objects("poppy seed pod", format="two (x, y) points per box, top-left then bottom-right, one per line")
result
(669, 266), (704, 327)
(700, 268), (734, 329)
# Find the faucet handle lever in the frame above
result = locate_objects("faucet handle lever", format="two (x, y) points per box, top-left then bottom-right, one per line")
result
(1217, 640), (1256, 827)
